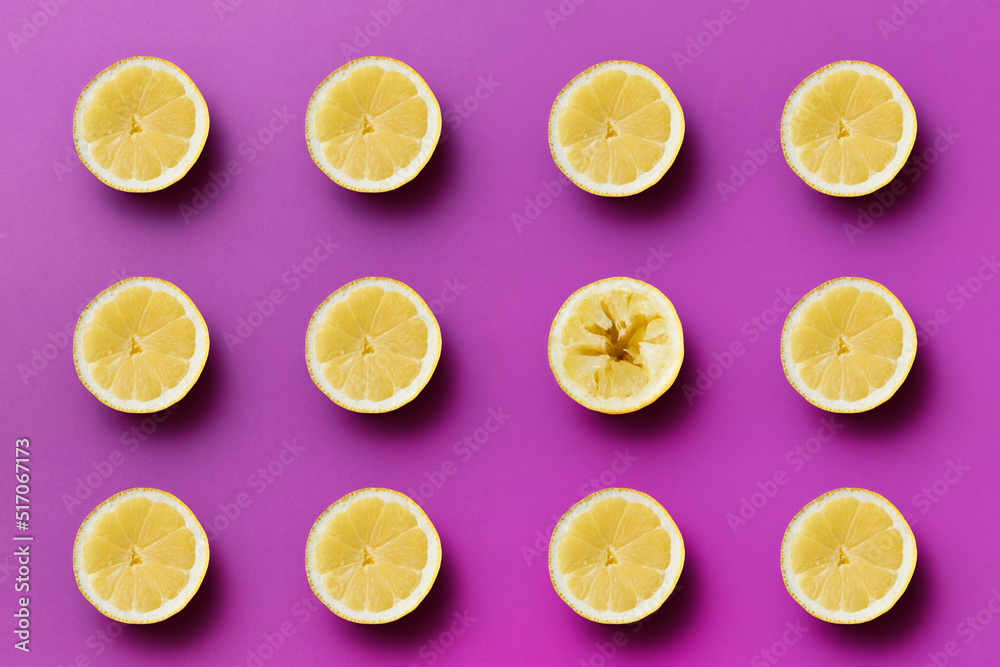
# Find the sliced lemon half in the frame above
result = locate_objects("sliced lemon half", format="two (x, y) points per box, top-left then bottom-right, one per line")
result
(781, 61), (916, 196)
(549, 488), (684, 624)
(74, 57), (209, 192)
(73, 488), (209, 624)
(305, 488), (442, 624)
(73, 277), (210, 413)
(305, 56), (442, 192)
(306, 277), (441, 413)
(549, 277), (683, 414)
(781, 488), (916, 624)
(549, 61), (684, 197)
(781, 277), (916, 413)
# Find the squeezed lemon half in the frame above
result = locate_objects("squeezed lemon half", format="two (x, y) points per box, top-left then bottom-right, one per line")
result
(73, 277), (210, 413)
(73, 57), (209, 192)
(305, 488), (442, 624)
(305, 56), (442, 192)
(781, 277), (916, 413)
(780, 61), (916, 196)
(305, 277), (441, 413)
(548, 277), (683, 413)
(781, 488), (916, 623)
(549, 61), (684, 196)
(549, 488), (684, 624)
(73, 488), (210, 624)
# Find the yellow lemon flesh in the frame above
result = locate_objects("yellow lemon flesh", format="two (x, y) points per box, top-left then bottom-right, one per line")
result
(305, 488), (442, 624)
(74, 57), (209, 192)
(306, 57), (441, 192)
(549, 61), (684, 196)
(549, 277), (683, 413)
(781, 488), (916, 623)
(549, 488), (684, 624)
(781, 277), (916, 413)
(781, 61), (916, 196)
(73, 488), (209, 624)
(73, 277), (209, 413)
(306, 277), (441, 413)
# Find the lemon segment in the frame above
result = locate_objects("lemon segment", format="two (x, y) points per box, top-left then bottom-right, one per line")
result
(781, 488), (916, 623)
(73, 488), (209, 624)
(780, 61), (916, 196)
(549, 61), (684, 197)
(73, 277), (210, 413)
(781, 277), (916, 413)
(74, 57), (209, 192)
(305, 488), (442, 624)
(306, 57), (442, 192)
(549, 488), (684, 624)
(305, 277), (441, 413)
(548, 277), (683, 413)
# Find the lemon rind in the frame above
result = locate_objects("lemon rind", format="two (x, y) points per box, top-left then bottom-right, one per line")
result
(780, 276), (917, 413)
(548, 487), (685, 624)
(305, 56), (442, 193)
(73, 56), (210, 193)
(548, 60), (685, 198)
(780, 487), (917, 624)
(780, 60), (917, 197)
(73, 277), (210, 414)
(304, 487), (442, 624)
(73, 487), (210, 624)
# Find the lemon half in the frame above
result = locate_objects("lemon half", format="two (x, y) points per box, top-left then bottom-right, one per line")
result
(73, 488), (209, 624)
(74, 57), (209, 192)
(549, 488), (684, 624)
(781, 488), (916, 624)
(781, 277), (916, 413)
(73, 277), (210, 413)
(305, 488), (442, 624)
(305, 277), (442, 413)
(548, 277), (683, 413)
(549, 61), (684, 197)
(780, 61), (916, 196)
(305, 56), (442, 192)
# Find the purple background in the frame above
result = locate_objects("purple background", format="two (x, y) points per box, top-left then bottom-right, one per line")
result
(2, 0), (998, 665)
